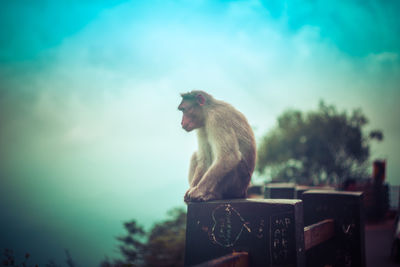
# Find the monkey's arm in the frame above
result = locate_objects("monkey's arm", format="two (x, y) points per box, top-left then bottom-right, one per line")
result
(188, 152), (197, 184)
(185, 152), (208, 202)
(188, 152), (206, 187)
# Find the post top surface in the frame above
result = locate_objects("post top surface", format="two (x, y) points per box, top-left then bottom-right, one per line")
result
(187, 198), (302, 205)
(303, 189), (363, 196)
(265, 182), (296, 188)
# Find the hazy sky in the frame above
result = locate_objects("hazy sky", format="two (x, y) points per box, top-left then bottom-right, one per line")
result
(1, 0), (399, 266)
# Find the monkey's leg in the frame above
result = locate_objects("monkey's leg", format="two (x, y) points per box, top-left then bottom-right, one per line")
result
(189, 158), (250, 201)
(188, 156), (241, 201)
(221, 160), (251, 199)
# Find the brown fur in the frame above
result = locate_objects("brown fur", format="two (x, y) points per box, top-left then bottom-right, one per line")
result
(178, 90), (256, 202)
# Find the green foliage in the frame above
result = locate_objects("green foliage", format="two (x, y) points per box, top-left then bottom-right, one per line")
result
(1, 249), (77, 267)
(257, 101), (383, 185)
(2, 249), (35, 267)
(65, 250), (77, 267)
(117, 221), (146, 266)
(101, 207), (186, 267)
(144, 208), (186, 267)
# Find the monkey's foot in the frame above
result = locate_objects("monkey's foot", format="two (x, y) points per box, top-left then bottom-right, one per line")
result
(191, 193), (218, 202)
(184, 189), (193, 203)
(184, 187), (219, 202)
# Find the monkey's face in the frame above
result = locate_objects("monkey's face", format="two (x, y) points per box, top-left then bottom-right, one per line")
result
(178, 100), (204, 132)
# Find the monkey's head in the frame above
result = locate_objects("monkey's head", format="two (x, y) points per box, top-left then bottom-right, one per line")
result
(178, 91), (209, 132)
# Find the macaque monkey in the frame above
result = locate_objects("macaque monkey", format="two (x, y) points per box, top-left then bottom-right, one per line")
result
(178, 90), (256, 202)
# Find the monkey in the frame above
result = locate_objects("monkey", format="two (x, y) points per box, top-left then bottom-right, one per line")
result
(178, 90), (256, 202)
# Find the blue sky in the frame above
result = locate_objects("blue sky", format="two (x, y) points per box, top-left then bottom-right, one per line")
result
(0, 0), (399, 266)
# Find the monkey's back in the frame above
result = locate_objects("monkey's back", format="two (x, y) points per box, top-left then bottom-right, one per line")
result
(209, 100), (256, 174)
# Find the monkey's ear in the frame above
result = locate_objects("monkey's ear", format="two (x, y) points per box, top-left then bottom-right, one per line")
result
(196, 94), (206, 106)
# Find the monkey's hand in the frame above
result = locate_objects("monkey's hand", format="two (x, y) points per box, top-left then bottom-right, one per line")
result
(184, 186), (219, 202)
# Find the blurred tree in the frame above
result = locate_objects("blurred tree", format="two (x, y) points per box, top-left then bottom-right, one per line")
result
(2, 249), (38, 267)
(45, 260), (60, 267)
(117, 221), (147, 266)
(113, 220), (147, 267)
(257, 101), (383, 185)
(144, 208), (186, 267)
(65, 250), (77, 267)
(1, 248), (77, 267)
(101, 207), (186, 267)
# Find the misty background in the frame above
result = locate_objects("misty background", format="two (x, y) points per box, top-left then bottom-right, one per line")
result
(0, 0), (399, 266)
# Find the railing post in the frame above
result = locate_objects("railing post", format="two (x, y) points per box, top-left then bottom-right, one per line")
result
(264, 183), (296, 199)
(303, 190), (365, 267)
(184, 199), (304, 267)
